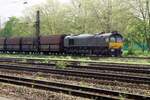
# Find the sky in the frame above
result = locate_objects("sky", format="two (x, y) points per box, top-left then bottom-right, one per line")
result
(0, 0), (46, 24)
(0, 0), (71, 25)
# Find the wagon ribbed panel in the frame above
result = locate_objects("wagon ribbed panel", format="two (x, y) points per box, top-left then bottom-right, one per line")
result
(22, 37), (34, 45)
(40, 35), (63, 45)
(6, 37), (20, 45)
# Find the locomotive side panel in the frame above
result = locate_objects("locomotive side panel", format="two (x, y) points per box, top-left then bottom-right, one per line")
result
(64, 35), (108, 47)
(73, 36), (93, 47)
(95, 36), (109, 47)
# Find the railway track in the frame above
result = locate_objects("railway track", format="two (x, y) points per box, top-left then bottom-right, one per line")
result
(0, 57), (150, 76)
(89, 56), (150, 60)
(0, 57), (150, 67)
(0, 56), (150, 65)
(0, 64), (150, 84)
(0, 74), (150, 100)
(18, 62), (150, 74)
(0, 58), (150, 74)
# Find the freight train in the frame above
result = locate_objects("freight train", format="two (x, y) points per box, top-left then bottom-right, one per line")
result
(0, 32), (123, 56)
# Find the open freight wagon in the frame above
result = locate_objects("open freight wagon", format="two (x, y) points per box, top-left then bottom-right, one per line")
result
(0, 35), (65, 53)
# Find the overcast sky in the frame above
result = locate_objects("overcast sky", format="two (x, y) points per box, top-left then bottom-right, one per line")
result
(0, 0), (46, 23)
(0, 0), (71, 24)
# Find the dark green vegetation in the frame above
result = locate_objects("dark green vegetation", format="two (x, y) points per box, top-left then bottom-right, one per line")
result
(0, 0), (150, 54)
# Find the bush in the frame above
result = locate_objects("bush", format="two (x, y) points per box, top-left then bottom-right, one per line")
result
(127, 48), (135, 55)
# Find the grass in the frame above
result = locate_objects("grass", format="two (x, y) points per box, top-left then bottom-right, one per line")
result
(123, 50), (150, 57)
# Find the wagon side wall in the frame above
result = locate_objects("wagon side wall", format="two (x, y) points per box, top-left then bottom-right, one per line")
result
(5, 37), (21, 51)
(40, 35), (65, 52)
(21, 37), (35, 52)
(0, 38), (6, 51)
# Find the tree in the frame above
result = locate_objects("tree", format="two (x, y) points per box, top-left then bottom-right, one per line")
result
(0, 17), (33, 37)
(0, 17), (19, 37)
(127, 0), (150, 51)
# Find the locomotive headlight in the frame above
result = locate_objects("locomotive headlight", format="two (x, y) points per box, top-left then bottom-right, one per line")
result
(111, 49), (115, 52)
(105, 38), (109, 42)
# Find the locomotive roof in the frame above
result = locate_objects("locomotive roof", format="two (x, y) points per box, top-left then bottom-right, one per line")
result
(98, 32), (122, 37)
(65, 34), (93, 39)
(65, 32), (122, 39)
(99, 33), (112, 37)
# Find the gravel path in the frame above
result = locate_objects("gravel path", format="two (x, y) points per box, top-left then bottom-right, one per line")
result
(0, 83), (89, 100)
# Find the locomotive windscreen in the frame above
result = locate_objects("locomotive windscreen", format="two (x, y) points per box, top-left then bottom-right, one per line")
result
(116, 35), (123, 42)
(110, 35), (123, 42)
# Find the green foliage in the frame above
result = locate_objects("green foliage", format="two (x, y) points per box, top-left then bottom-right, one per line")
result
(0, 0), (143, 36)
(0, 17), (34, 37)
(126, 49), (135, 55)
(22, 0), (132, 35)
(123, 50), (150, 57)
(0, 17), (18, 37)
(119, 94), (126, 100)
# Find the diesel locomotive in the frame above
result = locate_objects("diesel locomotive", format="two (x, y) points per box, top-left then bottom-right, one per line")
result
(0, 32), (123, 56)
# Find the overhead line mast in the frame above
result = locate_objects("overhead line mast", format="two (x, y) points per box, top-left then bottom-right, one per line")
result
(35, 10), (40, 51)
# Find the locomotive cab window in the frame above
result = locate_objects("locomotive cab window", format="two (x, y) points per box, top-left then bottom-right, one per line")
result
(110, 37), (116, 42)
(69, 39), (74, 45)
